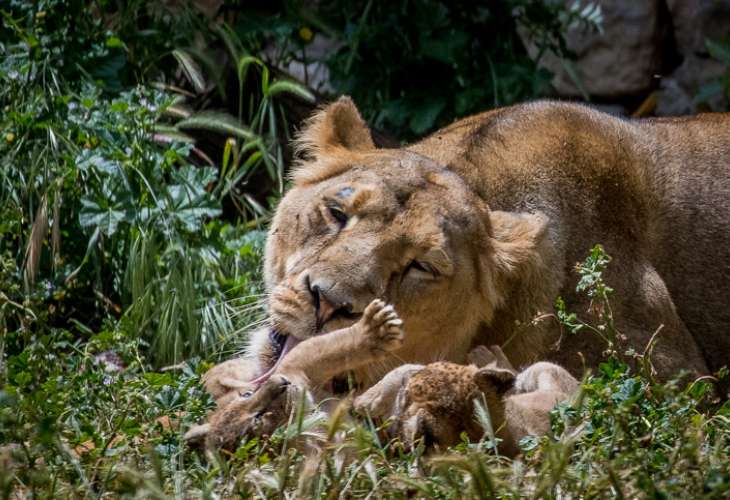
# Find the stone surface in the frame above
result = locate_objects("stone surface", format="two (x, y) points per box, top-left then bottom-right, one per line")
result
(523, 0), (664, 99)
(657, 0), (730, 114)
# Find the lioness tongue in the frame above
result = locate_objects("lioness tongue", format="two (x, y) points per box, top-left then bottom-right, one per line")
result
(251, 335), (301, 386)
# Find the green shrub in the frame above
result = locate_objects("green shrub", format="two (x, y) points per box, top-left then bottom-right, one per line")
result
(315, 0), (600, 138)
(0, 2), (265, 365)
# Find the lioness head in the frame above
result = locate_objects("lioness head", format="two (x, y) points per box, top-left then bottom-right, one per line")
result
(259, 97), (549, 378)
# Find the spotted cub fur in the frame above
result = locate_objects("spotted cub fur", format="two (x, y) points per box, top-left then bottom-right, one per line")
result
(354, 345), (578, 456)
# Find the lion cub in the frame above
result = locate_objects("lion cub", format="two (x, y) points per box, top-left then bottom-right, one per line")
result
(354, 346), (578, 456)
(185, 299), (404, 450)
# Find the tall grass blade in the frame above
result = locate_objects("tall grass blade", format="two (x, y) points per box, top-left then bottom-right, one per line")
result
(172, 49), (207, 94)
(24, 193), (48, 289)
(266, 81), (315, 102)
(177, 111), (257, 141)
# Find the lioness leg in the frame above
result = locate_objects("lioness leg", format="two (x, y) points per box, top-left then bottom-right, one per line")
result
(551, 262), (708, 381)
(617, 264), (709, 380)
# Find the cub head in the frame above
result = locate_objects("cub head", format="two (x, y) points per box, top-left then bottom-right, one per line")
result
(185, 375), (303, 451)
(395, 361), (516, 450)
(259, 96), (549, 376)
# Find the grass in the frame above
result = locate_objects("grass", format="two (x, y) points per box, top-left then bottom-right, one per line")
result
(1, 267), (728, 498)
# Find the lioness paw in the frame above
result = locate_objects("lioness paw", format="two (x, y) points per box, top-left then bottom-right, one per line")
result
(359, 299), (404, 352)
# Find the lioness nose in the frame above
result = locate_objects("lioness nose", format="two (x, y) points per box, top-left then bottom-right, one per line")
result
(307, 280), (351, 330)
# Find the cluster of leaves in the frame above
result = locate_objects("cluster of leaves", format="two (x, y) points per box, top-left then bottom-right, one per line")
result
(555, 244), (624, 358)
(1, 283), (726, 497)
(0, 1), (266, 366)
(697, 37), (730, 110)
(0, 326), (215, 498)
(214, 1), (601, 139)
(162, 25), (316, 220)
(316, 0), (601, 137)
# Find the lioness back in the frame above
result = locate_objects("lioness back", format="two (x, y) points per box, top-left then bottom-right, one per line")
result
(411, 102), (730, 374)
(250, 96), (727, 394)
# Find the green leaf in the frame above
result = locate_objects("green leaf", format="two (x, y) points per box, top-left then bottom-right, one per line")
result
(76, 151), (119, 175)
(266, 80), (315, 102)
(408, 99), (446, 134)
(106, 36), (125, 49)
(172, 49), (206, 94)
(176, 111), (257, 141)
(705, 38), (730, 66)
(79, 198), (127, 236)
(237, 55), (265, 88)
(153, 125), (196, 144)
(163, 166), (221, 232)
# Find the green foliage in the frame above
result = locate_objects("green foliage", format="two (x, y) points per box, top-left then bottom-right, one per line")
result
(556, 244), (623, 357)
(696, 37), (730, 110)
(315, 0), (601, 137)
(165, 32), (315, 219)
(0, 1), (264, 365)
(1, 315), (727, 497)
(0, 327), (215, 497)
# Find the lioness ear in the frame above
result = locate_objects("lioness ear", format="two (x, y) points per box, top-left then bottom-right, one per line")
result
(489, 210), (549, 271)
(295, 96), (375, 159)
(486, 210), (550, 301)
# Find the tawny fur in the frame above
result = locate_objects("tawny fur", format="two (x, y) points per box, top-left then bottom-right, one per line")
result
(355, 345), (579, 456)
(215, 97), (729, 399)
(186, 299), (404, 450)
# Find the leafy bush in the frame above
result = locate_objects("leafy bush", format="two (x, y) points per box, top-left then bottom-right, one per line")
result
(314, 0), (600, 138)
(1, 247), (727, 497)
(0, 2), (265, 365)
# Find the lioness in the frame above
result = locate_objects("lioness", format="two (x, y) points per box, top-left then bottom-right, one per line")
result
(214, 97), (729, 395)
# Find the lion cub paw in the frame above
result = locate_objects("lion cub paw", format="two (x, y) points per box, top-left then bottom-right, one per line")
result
(358, 299), (404, 352)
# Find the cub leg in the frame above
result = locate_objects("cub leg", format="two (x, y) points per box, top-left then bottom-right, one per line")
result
(278, 299), (405, 387)
(354, 364), (424, 418)
(514, 362), (579, 395)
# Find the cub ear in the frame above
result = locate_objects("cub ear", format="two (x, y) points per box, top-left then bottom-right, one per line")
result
(473, 345), (518, 394)
(468, 345), (518, 373)
(474, 365), (516, 395)
(295, 96), (375, 159)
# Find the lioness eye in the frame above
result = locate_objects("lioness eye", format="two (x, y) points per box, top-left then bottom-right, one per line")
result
(328, 206), (348, 226)
(406, 260), (436, 277)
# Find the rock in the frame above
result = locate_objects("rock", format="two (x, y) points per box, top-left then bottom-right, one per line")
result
(657, 0), (730, 114)
(269, 34), (340, 94)
(522, 0), (665, 100)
